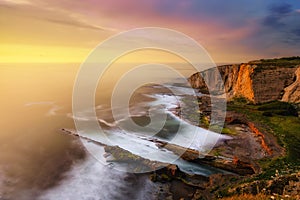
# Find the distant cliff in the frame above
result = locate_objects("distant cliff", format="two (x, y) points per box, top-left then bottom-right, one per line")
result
(188, 57), (300, 103)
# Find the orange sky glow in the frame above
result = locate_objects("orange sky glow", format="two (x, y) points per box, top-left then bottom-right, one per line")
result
(1, 0), (300, 63)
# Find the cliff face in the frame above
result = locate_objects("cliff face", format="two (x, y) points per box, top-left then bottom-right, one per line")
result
(188, 58), (300, 103)
(251, 66), (297, 103)
(282, 67), (300, 103)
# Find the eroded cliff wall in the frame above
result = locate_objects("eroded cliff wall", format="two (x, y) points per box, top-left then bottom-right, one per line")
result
(188, 59), (300, 103)
(282, 67), (300, 103)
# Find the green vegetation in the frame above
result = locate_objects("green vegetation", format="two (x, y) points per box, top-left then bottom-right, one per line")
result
(231, 96), (252, 104)
(200, 115), (210, 128)
(209, 124), (236, 135)
(212, 148), (222, 157)
(258, 101), (298, 117)
(228, 100), (300, 179)
(221, 127), (235, 135)
(250, 56), (300, 68)
(259, 56), (300, 63)
(215, 100), (300, 198)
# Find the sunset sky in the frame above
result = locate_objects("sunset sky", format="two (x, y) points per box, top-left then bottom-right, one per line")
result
(1, 0), (300, 63)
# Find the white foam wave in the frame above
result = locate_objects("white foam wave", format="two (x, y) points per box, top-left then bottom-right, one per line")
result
(46, 105), (63, 116)
(38, 143), (154, 200)
(24, 101), (54, 106)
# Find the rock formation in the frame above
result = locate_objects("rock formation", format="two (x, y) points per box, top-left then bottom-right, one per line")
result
(282, 67), (300, 103)
(188, 57), (300, 103)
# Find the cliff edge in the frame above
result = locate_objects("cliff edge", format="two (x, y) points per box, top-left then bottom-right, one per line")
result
(188, 57), (300, 103)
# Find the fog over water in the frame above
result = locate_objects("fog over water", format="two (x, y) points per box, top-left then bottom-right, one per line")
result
(0, 62), (227, 199)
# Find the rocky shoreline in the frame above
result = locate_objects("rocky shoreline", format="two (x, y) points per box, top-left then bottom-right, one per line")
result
(60, 107), (299, 198)
(60, 103), (299, 199)
(58, 57), (300, 199)
(60, 107), (279, 199)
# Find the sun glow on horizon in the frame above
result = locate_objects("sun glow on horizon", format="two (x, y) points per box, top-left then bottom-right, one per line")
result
(1, 0), (299, 64)
(0, 44), (91, 63)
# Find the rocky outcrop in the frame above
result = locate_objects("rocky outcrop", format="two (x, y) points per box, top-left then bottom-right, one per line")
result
(247, 122), (273, 156)
(188, 58), (300, 103)
(225, 112), (284, 158)
(282, 67), (300, 103)
(227, 171), (300, 198)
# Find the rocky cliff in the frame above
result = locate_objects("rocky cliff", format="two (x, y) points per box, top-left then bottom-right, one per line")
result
(282, 67), (300, 103)
(188, 57), (300, 103)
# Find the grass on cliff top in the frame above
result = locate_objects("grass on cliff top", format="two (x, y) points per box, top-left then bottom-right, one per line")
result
(227, 99), (300, 178)
(249, 56), (300, 67)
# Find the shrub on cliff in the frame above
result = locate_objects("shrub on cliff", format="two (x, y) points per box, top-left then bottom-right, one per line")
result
(257, 101), (298, 117)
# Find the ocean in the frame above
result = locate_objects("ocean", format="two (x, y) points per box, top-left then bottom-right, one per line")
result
(0, 62), (228, 199)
